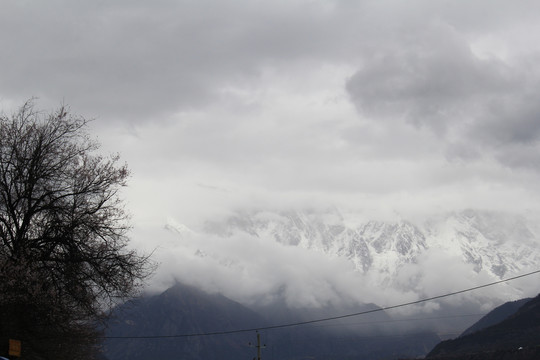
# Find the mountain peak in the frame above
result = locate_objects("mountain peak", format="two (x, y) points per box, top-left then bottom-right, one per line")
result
(196, 208), (539, 281)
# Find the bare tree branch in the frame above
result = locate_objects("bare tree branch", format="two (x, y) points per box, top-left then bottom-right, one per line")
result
(0, 100), (154, 360)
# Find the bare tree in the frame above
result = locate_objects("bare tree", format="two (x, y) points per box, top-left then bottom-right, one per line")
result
(0, 101), (152, 360)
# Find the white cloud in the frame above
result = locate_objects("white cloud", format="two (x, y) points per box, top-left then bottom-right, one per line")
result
(2, 0), (540, 310)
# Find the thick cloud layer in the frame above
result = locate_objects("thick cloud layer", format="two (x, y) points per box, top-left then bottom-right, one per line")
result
(346, 20), (540, 170)
(2, 0), (540, 310)
(137, 222), (533, 319)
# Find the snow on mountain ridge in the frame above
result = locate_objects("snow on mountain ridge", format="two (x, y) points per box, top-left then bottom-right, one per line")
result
(426, 210), (539, 278)
(200, 209), (540, 283)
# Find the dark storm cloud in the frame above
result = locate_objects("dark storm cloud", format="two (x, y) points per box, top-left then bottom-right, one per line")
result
(346, 21), (540, 169)
(1, 1), (241, 119)
(346, 24), (510, 128)
(3, 0), (540, 204)
(0, 0), (352, 122)
(474, 92), (540, 145)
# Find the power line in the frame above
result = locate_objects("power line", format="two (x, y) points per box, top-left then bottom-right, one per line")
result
(103, 269), (540, 339)
(307, 313), (487, 330)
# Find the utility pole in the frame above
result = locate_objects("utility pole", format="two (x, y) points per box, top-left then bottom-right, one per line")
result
(248, 331), (266, 360)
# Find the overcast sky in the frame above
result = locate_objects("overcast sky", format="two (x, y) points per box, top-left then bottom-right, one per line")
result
(2, 0), (540, 306)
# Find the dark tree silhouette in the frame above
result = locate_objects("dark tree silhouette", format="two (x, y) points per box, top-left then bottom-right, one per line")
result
(0, 101), (152, 360)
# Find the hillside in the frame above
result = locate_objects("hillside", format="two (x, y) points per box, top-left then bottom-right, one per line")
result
(427, 294), (540, 358)
(102, 283), (440, 360)
(102, 283), (266, 360)
(460, 297), (531, 337)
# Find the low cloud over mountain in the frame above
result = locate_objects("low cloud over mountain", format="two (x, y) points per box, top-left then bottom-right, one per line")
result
(144, 208), (539, 322)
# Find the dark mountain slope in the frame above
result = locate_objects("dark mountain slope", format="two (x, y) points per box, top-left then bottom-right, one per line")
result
(102, 283), (267, 360)
(102, 283), (441, 360)
(460, 297), (531, 337)
(427, 293), (540, 358)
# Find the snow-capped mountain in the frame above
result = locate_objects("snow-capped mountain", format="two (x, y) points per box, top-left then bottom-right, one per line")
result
(199, 208), (539, 283)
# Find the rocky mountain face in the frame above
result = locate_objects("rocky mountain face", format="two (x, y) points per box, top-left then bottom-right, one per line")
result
(200, 209), (539, 283)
